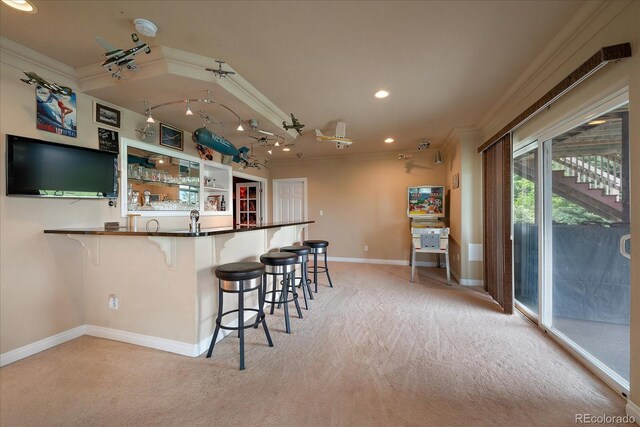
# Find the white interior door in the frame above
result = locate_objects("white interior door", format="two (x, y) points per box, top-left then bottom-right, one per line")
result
(273, 179), (307, 224)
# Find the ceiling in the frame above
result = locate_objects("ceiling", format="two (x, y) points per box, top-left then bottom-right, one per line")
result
(0, 0), (585, 160)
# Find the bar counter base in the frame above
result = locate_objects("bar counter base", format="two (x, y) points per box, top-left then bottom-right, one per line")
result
(43, 222), (311, 357)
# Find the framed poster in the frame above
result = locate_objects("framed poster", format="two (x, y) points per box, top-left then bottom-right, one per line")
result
(36, 85), (77, 138)
(98, 127), (119, 153)
(160, 123), (184, 151)
(94, 102), (121, 128)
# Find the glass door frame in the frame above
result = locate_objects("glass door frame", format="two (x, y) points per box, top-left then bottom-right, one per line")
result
(513, 141), (541, 323)
(513, 89), (630, 396)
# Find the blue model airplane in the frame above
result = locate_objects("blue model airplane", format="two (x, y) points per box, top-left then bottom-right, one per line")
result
(192, 127), (249, 165)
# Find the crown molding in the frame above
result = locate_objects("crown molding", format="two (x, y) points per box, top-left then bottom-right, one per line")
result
(441, 127), (480, 152)
(477, 1), (610, 135)
(0, 36), (77, 84)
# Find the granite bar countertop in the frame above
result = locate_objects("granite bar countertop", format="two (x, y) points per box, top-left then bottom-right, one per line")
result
(44, 220), (314, 237)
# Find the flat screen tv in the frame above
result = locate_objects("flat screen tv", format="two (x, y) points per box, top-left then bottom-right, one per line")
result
(407, 185), (445, 219)
(6, 134), (118, 198)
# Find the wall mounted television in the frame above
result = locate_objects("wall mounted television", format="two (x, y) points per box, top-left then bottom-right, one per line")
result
(407, 185), (445, 219)
(6, 134), (118, 199)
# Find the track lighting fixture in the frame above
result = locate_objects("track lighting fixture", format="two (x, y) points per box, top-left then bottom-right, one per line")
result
(144, 101), (155, 123)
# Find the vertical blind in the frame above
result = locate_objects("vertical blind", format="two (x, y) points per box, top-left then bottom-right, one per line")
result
(482, 134), (513, 313)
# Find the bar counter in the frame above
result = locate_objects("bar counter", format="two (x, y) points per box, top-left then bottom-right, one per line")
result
(44, 220), (313, 357)
(44, 220), (314, 237)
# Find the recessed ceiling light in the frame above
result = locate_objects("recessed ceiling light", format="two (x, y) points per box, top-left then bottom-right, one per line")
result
(385, 138), (394, 143)
(588, 119), (606, 125)
(374, 90), (389, 99)
(2, 0), (37, 13)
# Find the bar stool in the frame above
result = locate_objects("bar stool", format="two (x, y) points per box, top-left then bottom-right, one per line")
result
(206, 262), (273, 370)
(281, 245), (314, 310)
(304, 240), (334, 292)
(260, 252), (302, 334)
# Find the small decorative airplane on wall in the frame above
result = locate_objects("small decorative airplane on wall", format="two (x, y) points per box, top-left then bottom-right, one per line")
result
(96, 33), (151, 79)
(282, 113), (305, 135)
(206, 60), (236, 79)
(315, 121), (354, 149)
(20, 71), (73, 96)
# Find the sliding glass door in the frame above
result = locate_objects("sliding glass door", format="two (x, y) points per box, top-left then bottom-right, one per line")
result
(513, 97), (630, 392)
(544, 104), (630, 386)
(513, 144), (539, 317)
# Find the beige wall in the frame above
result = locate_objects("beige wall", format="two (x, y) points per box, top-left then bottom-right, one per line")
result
(443, 129), (483, 283)
(477, 0), (639, 407)
(270, 152), (446, 263)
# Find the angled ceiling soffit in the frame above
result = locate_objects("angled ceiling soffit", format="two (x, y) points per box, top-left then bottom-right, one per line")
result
(76, 45), (297, 138)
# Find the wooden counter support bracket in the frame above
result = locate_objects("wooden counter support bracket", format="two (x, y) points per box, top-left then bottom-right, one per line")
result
(147, 237), (177, 270)
(66, 234), (100, 265)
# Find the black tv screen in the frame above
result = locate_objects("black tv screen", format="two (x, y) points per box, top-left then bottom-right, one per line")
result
(6, 135), (118, 198)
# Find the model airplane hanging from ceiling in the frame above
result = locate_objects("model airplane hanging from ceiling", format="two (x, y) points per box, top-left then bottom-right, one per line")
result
(96, 33), (151, 79)
(20, 71), (73, 96)
(282, 113), (305, 135)
(192, 127), (249, 165)
(206, 60), (236, 79)
(315, 121), (354, 149)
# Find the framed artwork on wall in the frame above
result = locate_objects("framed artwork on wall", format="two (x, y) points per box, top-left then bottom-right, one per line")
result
(159, 123), (184, 151)
(94, 102), (121, 128)
(36, 85), (77, 138)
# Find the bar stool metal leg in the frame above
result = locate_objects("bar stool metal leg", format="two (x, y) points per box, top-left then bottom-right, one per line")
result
(238, 280), (245, 370)
(282, 272), (291, 333)
(312, 252), (319, 293)
(258, 283), (273, 347)
(291, 272), (303, 319)
(206, 283), (224, 358)
(324, 252), (334, 288)
(303, 264), (314, 301)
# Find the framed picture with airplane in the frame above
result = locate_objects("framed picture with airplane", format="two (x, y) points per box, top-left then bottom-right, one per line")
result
(94, 101), (121, 128)
(160, 123), (184, 151)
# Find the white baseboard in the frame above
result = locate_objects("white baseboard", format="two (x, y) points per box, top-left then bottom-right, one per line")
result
(1, 314), (263, 366)
(85, 325), (199, 357)
(328, 256), (437, 267)
(0, 325), (86, 367)
(459, 279), (484, 286)
(450, 269), (483, 287)
(626, 400), (640, 425)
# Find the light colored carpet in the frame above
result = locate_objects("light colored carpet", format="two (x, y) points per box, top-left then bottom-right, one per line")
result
(0, 263), (628, 426)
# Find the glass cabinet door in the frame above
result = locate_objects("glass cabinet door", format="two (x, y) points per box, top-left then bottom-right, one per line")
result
(235, 182), (261, 226)
(125, 145), (200, 212)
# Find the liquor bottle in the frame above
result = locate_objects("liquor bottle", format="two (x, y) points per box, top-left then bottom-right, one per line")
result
(220, 195), (226, 211)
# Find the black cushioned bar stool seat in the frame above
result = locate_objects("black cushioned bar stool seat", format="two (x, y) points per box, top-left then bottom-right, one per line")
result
(281, 245), (314, 310)
(206, 262), (273, 370)
(260, 252), (302, 334)
(304, 240), (334, 292)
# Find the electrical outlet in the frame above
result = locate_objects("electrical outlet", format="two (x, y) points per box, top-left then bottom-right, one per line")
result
(320, 210), (324, 216)
(364, 245), (368, 252)
(108, 294), (119, 310)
